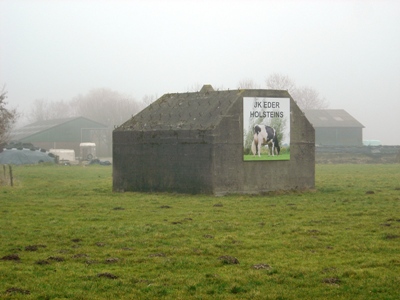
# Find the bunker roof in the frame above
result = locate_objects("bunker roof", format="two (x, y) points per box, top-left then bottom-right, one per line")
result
(303, 109), (364, 128)
(118, 87), (244, 131)
(117, 86), (291, 132)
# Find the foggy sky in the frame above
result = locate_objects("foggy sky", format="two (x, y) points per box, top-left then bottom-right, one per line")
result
(1, 0), (400, 144)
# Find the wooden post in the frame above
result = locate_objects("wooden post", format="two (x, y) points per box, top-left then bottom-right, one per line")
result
(9, 165), (13, 187)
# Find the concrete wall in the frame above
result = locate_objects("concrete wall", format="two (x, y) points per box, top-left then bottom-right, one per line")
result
(211, 91), (315, 195)
(113, 129), (215, 194)
(113, 89), (315, 195)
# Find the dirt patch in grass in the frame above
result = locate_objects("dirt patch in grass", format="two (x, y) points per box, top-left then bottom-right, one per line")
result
(97, 272), (118, 279)
(218, 255), (239, 265)
(73, 253), (89, 258)
(2, 254), (20, 261)
(203, 234), (214, 239)
(48, 256), (65, 262)
(322, 277), (341, 285)
(113, 207), (125, 210)
(384, 234), (400, 240)
(366, 190), (375, 194)
(160, 205), (171, 209)
(5, 287), (30, 295)
(105, 257), (119, 263)
(386, 218), (400, 222)
(85, 260), (99, 265)
(252, 263), (271, 270)
(71, 238), (82, 243)
(33, 256), (64, 266)
(25, 244), (46, 251)
(149, 253), (166, 257)
(121, 247), (133, 251)
(213, 203), (223, 207)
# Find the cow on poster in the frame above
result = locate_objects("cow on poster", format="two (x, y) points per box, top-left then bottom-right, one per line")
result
(243, 97), (290, 161)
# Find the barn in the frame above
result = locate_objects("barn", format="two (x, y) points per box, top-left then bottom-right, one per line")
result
(113, 86), (315, 195)
(11, 117), (109, 157)
(303, 109), (364, 146)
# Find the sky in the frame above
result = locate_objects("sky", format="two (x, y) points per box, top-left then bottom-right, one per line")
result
(1, 0), (400, 144)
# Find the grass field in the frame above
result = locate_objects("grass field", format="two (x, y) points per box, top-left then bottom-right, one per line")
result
(243, 153), (290, 161)
(1, 164), (399, 299)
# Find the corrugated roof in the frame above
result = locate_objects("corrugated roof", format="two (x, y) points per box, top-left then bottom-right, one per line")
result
(11, 117), (107, 140)
(303, 109), (364, 128)
(118, 88), (245, 131)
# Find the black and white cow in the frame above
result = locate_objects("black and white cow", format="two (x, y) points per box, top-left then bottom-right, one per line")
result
(251, 125), (280, 157)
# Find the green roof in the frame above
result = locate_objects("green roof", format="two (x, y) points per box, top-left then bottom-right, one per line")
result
(11, 117), (107, 141)
(303, 109), (364, 128)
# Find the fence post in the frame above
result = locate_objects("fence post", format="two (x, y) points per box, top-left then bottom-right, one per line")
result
(9, 165), (13, 187)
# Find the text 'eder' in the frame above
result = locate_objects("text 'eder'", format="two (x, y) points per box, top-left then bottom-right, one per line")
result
(253, 101), (280, 109)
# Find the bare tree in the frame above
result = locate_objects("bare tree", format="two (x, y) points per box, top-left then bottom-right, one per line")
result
(186, 83), (203, 92)
(265, 73), (296, 94)
(237, 78), (260, 89)
(265, 73), (328, 110)
(141, 94), (158, 107)
(291, 86), (329, 110)
(71, 88), (141, 128)
(27, 99), (74, 122)
(0, 87), (19, 145)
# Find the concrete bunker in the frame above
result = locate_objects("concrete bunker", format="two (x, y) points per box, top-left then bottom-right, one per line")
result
(113, 86), (315, 195)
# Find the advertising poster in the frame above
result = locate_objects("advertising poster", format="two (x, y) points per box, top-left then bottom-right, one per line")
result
(243, 97), (290, 161)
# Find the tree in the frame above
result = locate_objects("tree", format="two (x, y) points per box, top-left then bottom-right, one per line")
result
(291, 86), (329, 110)
(69, 88), (144, 155)
(142, 94), (158, 107)
(27, 99), (74, 123)
(265, 73), (329, 110)
(0, 88), (18, 145)
(237, 79), (260, 89)
(71, 88), (142, 128)
(265, 73), (296, 94)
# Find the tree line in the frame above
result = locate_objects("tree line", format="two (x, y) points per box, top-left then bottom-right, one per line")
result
(238, 73), (329, 110)
(0, 74), (328, 145)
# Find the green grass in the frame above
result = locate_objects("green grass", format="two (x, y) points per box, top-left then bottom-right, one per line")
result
(244, 153), (290, 161)
(1, 164), (399, 299)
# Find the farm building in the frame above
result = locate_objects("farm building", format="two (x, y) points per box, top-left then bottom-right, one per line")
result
(303, 109), (364, 146)
(10, 117), (110, 157)
(113, 85), (315, 195)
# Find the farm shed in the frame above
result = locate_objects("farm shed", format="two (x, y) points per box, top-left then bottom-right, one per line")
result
(113, 86), (315, 195)
(11, 117), (109, 157)
(303, 109), (364, 146)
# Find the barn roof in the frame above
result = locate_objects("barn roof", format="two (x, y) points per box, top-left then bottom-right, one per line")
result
(11, 116), (107, 141)
(303, 109), (364, 128)
(118, 87), (247, 131)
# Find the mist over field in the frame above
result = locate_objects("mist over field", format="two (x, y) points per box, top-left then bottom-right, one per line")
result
(1, 0), (399, 144)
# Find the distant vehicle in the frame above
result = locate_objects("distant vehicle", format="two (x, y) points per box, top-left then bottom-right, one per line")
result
(80, 142), (96, 160)
(49, 149), (76, 164)
(363, 140), (382, 146)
